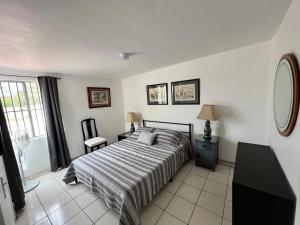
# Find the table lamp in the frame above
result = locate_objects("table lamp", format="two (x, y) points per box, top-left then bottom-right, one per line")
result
(125, 112), (138, 133)
(197, 105), (219, 139)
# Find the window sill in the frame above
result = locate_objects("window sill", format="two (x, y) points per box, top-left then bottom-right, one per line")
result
(30, 135), (47, 141)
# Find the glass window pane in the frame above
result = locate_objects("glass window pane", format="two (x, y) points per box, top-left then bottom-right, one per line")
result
(7, 112), (18, 137)
(31, 83), (41, 109)
(35, 109), (46, 136)
(15, 111), (25, 130)
(22, 111), (33, 137)
(1, 82), (13, 112)
(17, 82), (28, 110)
(4, 112), (12, 135)
(9, 82), (21, 110)
(30, 110), (40, 136)
(25, 82), (34, 108)
(0, 95), (5, 112)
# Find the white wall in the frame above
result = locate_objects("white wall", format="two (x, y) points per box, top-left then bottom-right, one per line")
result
(122, 42), (270, 162)
(267, 0), (300, 223)
(0, 73), (125, 175)
(58, 75), (125, 159)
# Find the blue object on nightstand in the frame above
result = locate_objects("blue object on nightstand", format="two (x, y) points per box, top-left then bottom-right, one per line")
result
(195, 134), (219, 171)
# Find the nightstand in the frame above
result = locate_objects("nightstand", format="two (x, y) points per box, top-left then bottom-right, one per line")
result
(195, 134), (219, 171)
(118, 131), (132, 141)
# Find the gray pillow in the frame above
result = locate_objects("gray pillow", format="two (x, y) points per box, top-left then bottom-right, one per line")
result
(137, 131), (157, 145)
(154, 128), (180, 147)
(127, 127), (154, 141)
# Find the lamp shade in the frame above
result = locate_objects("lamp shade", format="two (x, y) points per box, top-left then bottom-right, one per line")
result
(125, 112), (138, 123)
(197, 105), (219, 121)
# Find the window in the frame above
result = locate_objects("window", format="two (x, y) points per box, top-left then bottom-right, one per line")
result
(0, 81), (46, 138)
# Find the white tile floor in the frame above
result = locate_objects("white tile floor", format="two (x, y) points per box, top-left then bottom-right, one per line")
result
(17, 160), (233, 225)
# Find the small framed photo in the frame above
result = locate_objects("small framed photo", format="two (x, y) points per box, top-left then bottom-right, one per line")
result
(87, 87), (111, 108)
(146, 83), (168, 105)
(171, 79), (200, 105)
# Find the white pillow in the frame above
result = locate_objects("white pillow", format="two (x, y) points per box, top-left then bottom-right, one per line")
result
(137, 131), (157, 145)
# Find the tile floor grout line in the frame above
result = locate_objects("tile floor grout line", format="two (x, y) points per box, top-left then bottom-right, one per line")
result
(181, 177), (207, 190)
(38, 174), (82, 225)
(190, 168), (230, 185)
(152, 178), (179, 225)
(157, 178), (188, 224)
(66, 197), (95, 225)
(19, 171), (65, 225)
(174, 190), (201, 206)
(41, 178), (73, 216)
(93, 208), (111, 225)
(196, 205), (224, 218)
(21, 161), (232, 225)
(186, 177), (207, 225)
(51, 179), (91, 225)
(153, 210), (164, 225)
(32, 187), (53, 225)
(44, 177), (72, 224)
(44, 192), (72, 216)
(202, 182), (227, 199)
(64, 179), (120, 224)
(186, 164), (231, 224)
(159, 179), (189, 225)
(221, 168), (232, 225)
(168, 171), (217, 225)
(189, 170), (229, 218)
(153, 164), (230, 225)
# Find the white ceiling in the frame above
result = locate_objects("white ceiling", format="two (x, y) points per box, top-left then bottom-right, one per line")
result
(0, 0), (292, 79)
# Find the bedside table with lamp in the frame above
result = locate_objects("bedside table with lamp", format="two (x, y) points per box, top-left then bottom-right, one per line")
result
(118, 112), (138, 141)
(118, 131), (132, 141)
(196, 104), (219, 170)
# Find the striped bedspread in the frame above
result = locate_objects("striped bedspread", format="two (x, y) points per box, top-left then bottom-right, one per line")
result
(63, 134), (192, 225)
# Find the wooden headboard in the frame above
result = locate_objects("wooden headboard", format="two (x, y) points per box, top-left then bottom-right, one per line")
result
(142, 120), (193, 141)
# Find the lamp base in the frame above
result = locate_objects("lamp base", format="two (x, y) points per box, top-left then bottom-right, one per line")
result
(130, 122), (135, 133)
(204, 120), (212, 139)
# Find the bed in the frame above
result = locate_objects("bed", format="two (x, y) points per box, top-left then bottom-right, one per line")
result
(63, 120), (193, 225)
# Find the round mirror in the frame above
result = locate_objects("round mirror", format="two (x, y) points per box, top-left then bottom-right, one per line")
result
(274, 54), (299, 136)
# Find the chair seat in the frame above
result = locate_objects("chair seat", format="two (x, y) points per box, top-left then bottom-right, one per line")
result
(84, 137), (107, 147)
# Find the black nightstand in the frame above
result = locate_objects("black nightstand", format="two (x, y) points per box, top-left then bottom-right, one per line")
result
(195, 134), (219, 171)
(118, 131), (132, 141)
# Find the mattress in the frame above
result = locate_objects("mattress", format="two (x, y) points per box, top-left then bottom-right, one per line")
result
(63, 134), (192, 225)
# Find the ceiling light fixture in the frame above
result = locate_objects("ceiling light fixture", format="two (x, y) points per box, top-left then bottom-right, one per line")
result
(119, 52), (130, 60)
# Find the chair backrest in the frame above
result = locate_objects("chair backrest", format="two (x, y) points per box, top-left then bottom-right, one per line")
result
(81, 118), (98, 141)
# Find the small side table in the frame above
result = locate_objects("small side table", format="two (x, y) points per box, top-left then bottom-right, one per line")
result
(194, 134), (219, 171)
(118, 131), (132, 141)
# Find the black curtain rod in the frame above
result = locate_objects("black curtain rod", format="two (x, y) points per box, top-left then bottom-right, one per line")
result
(0, 74), (61, 79)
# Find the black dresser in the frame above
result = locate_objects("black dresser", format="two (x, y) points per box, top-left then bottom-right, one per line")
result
(233, 142), (296, 225)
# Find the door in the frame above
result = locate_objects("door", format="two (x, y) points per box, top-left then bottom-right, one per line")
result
(0, 156), (15, 225)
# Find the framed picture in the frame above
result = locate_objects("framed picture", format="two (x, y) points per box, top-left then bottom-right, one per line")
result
(171, 79), (200, 105)
(146, 83), (168, 105)
(87, 87), (111, 108)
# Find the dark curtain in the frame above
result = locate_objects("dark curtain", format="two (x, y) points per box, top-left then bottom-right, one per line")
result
(0, 100), (25, 210)
(38, 76), (71, 171)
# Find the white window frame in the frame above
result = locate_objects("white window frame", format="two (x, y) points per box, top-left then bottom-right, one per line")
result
(0, 80), (46, 138)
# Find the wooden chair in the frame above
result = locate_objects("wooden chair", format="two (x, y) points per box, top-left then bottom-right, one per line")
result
(81, 118), (107, 154)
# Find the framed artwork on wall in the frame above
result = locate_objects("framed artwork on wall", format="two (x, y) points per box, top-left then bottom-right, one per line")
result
(171, 79), (200, 105)
(87, 87), (111, 108)
(146, 83), (168, 105)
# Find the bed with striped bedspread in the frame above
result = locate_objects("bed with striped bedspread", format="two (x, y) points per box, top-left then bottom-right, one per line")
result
(63, 134), (192, 225)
